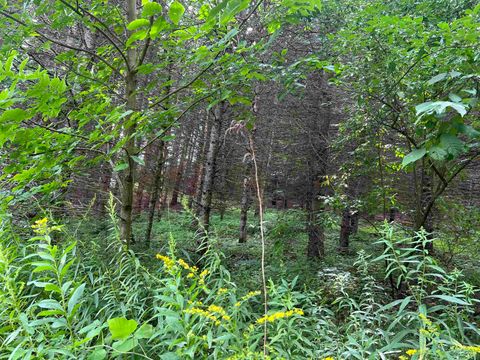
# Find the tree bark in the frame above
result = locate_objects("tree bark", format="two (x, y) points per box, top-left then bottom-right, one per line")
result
(197, 102), (225, 239)
(119, 0), (138, 246)
(306, 170), (325, 258)
(339, 208), (351, 252)
(145, 140), (166, 246)
(239, 161), (252, 243)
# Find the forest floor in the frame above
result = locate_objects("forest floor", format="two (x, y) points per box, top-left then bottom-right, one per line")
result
(73, 207), (480, 295)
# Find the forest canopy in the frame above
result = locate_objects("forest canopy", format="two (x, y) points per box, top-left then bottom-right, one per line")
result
(0, 0), (479, 359)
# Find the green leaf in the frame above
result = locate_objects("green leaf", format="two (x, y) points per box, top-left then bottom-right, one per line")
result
(428, 146), (447, 161)
(428, 295), (470, 306)
(439, 134), (464, 157)
(142, 2), (162, 17)
(38, 299), (63, 311)
(87, 349), (107, 360)
(134, 323), (154, 339)
(114, 163), (129, 171)
(169, 1), (185, 25)
(127, 19), (151, 31)
(160, 353), (180, 360)
(67, 283), (85, 316)
(458, 124), (480, 139)
(108, 317), (138, 340)
(131, 155), (145, 166)
(416, 101), (467, 117)
(427, 73), (448, 85)
(0, 108), (29, 122)
(402, 148), (426, 167)
(112, 338), (139, 352)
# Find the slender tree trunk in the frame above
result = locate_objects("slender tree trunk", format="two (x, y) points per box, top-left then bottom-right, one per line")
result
(198, 102), (225, 239)
(170, 129), (190, 207)
(306, 170), (325, 258)
(194, 113), (211, 215)
(415, 162), (435, 252)
(350, 211), (359, 234)
(119, 0), (138, 246)
(145, 140), (166, 246)
(339, 208), (351, 252)
(239, 162), (252, 243)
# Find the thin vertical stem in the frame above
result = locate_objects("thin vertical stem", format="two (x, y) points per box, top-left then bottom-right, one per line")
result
(248, 133), (267, 357)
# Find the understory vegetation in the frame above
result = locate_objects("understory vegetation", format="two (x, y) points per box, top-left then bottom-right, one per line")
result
(1, 202), (480, 359)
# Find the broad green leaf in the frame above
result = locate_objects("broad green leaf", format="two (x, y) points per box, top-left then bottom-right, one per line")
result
(416, 101), (467, 117)
(87, 349), (107, 360)
(112, 338), (138, 352)
(134, 323), (154, 339)
(439, 134), (464, 157)
(428, 146), (447, 161)
(108, 317), (138, 340)
(169, 1), (185, 25)
(127, 19), (150, 31)
(0, 108), (29, 122)
(402, 148), (426, 166)
(142, 2), (162, 17)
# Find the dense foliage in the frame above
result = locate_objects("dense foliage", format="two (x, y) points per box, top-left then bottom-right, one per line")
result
(1, 0), (479, 359)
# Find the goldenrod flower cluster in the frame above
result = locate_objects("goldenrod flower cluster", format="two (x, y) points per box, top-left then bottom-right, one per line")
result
(418, 313), (439, 336)
(323, 357), (335, 360)
(456, 344), (480, 353)
(199, 269), (209, 285)
(235, 290), (261, 307)
(185, 304), (231, 325)
(217, 287), (228, 295)
(406, 349), (417, 356)
(155, 254), (175, 270)
(177, 258), (198, 273)
(32, 217), (49, 233)
(256, 308), (304, 324)
(31, 217), (63, 235)
(185, 307), (221, 325)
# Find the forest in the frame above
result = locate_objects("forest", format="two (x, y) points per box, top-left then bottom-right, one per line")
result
(0, 0), (480, 359)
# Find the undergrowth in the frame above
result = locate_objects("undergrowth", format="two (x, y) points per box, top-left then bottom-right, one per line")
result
(1, 201), (480, 359)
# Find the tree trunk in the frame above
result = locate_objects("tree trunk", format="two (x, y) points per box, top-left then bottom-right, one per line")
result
(414, 163), (435, 252)
(145, 140), (166, 246)
(306, 171), (325, 258)
(194, 113), (211, 215)
(170, 129), (189, 208)
(197, 102), (225, 241)
(339, 208), (351, 252)
(239, 162), (252, 243)
(119, 0), (138, 246)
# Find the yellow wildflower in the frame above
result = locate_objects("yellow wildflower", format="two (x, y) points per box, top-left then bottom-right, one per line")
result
(399, 356), (408, 360)
(256, 308), (304, 324)
(187, 272), (194, 278)
(222, 315), (231, 321)
(155, 254), (175, 270)
(31, 217), (49, 234)
(177, 258), (191, 270)
(207, 304), (226, 316)
(242, 291), (261, 301)
(234, 301), (241, 307)
(457, 344), (480, 353)
(323, 357), (334, 360)
(406, 349), (418, 356)
(199, 269), (209, 285)
(218, 287), (228, 295)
